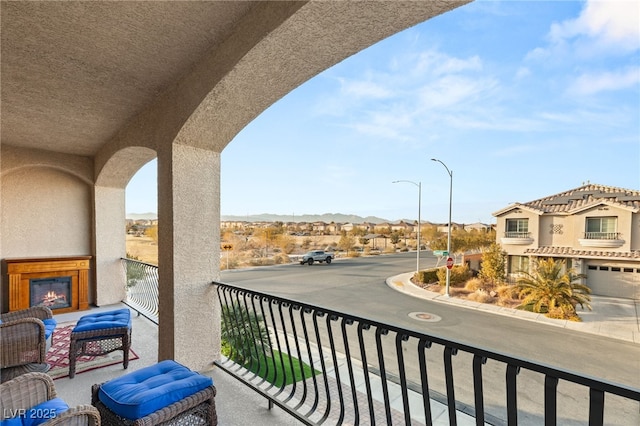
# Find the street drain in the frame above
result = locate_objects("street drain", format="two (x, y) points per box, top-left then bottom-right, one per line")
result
(408, 312), (442, 322)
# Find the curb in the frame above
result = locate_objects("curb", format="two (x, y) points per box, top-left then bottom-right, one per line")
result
(386, 273), (640, 345)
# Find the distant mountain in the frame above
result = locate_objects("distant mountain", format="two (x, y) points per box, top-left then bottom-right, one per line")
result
(128, 212), (419, 224)
(126, 212), (158, 220)
(221, 213), (393, 224)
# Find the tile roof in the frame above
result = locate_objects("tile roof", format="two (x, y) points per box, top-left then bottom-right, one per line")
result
(520, 183), (640, 214)
(525, 246), (640, 260)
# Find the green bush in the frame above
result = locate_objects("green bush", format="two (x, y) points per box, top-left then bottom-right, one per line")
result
(436, 264), (472, 287)
(413, 269), (439, 284)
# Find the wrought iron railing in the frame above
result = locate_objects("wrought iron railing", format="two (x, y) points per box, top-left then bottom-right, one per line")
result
(121, 258), (159, 324)
(214, 282), (640, 426)
(582, 232), (621, 240)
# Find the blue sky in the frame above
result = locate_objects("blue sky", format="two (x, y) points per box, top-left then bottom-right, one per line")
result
(126, 0), (640, 224)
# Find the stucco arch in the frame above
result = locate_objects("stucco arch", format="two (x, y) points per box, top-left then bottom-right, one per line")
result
(96, 146), (157, 189)
(1, 145), (93, 185)
(94, 146), (157, 307)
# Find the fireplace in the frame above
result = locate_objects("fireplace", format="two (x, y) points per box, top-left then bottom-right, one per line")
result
(3, 256), (91, 313)
(30, 276), (72, 310)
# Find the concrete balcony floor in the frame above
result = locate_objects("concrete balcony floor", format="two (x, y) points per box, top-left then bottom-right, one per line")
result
(52, 304), (302, 426)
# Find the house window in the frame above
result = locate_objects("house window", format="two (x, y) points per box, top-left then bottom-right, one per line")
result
(585, 217), (618, 239)
(508, 256), (529, 274)
(505, 218), (529, 238)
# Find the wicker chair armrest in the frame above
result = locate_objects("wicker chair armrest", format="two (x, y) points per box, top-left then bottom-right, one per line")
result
(1, 307), (53, 322)
(0, 372), (56, 416)
(0, 319), (46, 368)
(44, 405), (101, 426)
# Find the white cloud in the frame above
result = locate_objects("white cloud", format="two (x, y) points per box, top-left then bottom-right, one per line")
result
(515, 67), (531, 80)
(568, 67), (640, 95)
(413, 50), (483, 77)
(549, 0), (640, 52)
(339, 78), (393, 99)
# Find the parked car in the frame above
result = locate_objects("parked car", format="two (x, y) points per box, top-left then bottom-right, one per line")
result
(300, 250), (334, 265)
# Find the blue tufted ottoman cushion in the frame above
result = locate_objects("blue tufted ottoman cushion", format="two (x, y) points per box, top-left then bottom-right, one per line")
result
(97, 360), (213, 420)
(73, 309), (131, 333)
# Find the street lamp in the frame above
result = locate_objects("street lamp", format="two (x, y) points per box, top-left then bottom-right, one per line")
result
(392, 180), (421, 273)
(431, 158), (453, 297)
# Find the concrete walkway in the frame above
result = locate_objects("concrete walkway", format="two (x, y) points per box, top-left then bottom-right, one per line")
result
(387, 272), (640, 345)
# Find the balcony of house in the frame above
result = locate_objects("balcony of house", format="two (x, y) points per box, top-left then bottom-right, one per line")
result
(500, 231), (534, 245)
(9, 258), (639, 426)
(578, 232), (624, 248)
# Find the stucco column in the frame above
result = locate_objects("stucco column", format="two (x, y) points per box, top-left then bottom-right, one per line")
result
(94, 186), (128, 306)
(157, 143), (220, 371)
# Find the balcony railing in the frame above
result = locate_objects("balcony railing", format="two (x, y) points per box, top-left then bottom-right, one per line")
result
(116, 260), (639, 424)
(582, 232), (620, 240)
(503, 231), (531, 238)
(121, 258), (159, 324)
(214, 282), (640, 426)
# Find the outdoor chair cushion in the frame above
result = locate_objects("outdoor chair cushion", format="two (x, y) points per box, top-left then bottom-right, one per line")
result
(73, 308), (131, 333)
(22, 398), (69, 426)
(0, 397), (69, 426)
(97, 359), (213, 420)
(42, 319), (57, 341)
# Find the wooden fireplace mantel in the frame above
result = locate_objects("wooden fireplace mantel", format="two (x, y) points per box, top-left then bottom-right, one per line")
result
(4, 256), (91, 313)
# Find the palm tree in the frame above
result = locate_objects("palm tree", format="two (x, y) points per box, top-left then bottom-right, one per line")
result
(514, 258), (591, 320)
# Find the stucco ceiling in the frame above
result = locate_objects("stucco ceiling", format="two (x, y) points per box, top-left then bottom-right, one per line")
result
(1, 1), (257, 157)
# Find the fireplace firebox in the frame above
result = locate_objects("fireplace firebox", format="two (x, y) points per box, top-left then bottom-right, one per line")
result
(30, 276), (72, 310)
(3, 256), (91, 313)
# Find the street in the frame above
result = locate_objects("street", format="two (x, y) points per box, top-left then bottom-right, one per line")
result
(220, 252), (639, 424)
(220, 251), (638, 388)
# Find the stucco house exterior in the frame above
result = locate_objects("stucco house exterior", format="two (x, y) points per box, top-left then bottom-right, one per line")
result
(492, 184), (640, 299)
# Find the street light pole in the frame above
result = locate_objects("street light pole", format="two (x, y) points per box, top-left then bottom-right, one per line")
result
(392, 180), (421, 273)
(431, 159), (453, 297)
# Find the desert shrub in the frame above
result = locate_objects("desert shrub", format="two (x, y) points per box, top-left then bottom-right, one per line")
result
(436, 265), (472, 287)
(249, 257), (276, 266)
(273, 254), (291, 264)
(220, 258), (239, 270)
(399, 247), (409, 252)
(464, 278), (484, 291)
(496, 284), (519, 299)
(413, 269), (439, 284)
(547, 306), (582, 322)
(467, 289), (494, 304)
(383, 246), (395, 254)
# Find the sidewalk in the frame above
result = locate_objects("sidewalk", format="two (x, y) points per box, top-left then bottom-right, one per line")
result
(387, 273), (640, 345)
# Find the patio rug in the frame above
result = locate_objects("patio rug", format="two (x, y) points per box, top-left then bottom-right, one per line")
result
(46, 323), (139, 380)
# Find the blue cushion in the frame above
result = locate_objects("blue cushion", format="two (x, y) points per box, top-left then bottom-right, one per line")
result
(73, 309), (131, 333)
(0, 417), (22, 426)
(42, 318), (57, 340)
(98, 360), (213, 420)
(22, 398), (69, 426)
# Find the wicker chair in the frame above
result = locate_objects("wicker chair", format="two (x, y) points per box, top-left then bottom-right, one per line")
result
(1, 306), (57, 383)
(0, 372), (100, 426)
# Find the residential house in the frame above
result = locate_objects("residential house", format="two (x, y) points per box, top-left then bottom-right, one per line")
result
(493, 184), (640, 298)
(390, 220), (416, 235)
(463, 222), (492, 233)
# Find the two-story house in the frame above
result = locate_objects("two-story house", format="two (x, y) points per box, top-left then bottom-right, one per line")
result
(493, 184), (640, 299)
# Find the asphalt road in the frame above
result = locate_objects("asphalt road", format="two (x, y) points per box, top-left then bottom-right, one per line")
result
(219, 252), (639, 424)
(220, 251), (638, 388)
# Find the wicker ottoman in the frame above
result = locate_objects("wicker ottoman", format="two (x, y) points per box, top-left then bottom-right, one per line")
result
(91, 360), (217, 426)
(69, 308), (132, 379)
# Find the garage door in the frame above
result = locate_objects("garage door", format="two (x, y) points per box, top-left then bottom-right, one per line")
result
(586, 264), (640, 298)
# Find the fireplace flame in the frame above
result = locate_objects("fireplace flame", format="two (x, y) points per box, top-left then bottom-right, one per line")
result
(42, 291), (66, 305)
